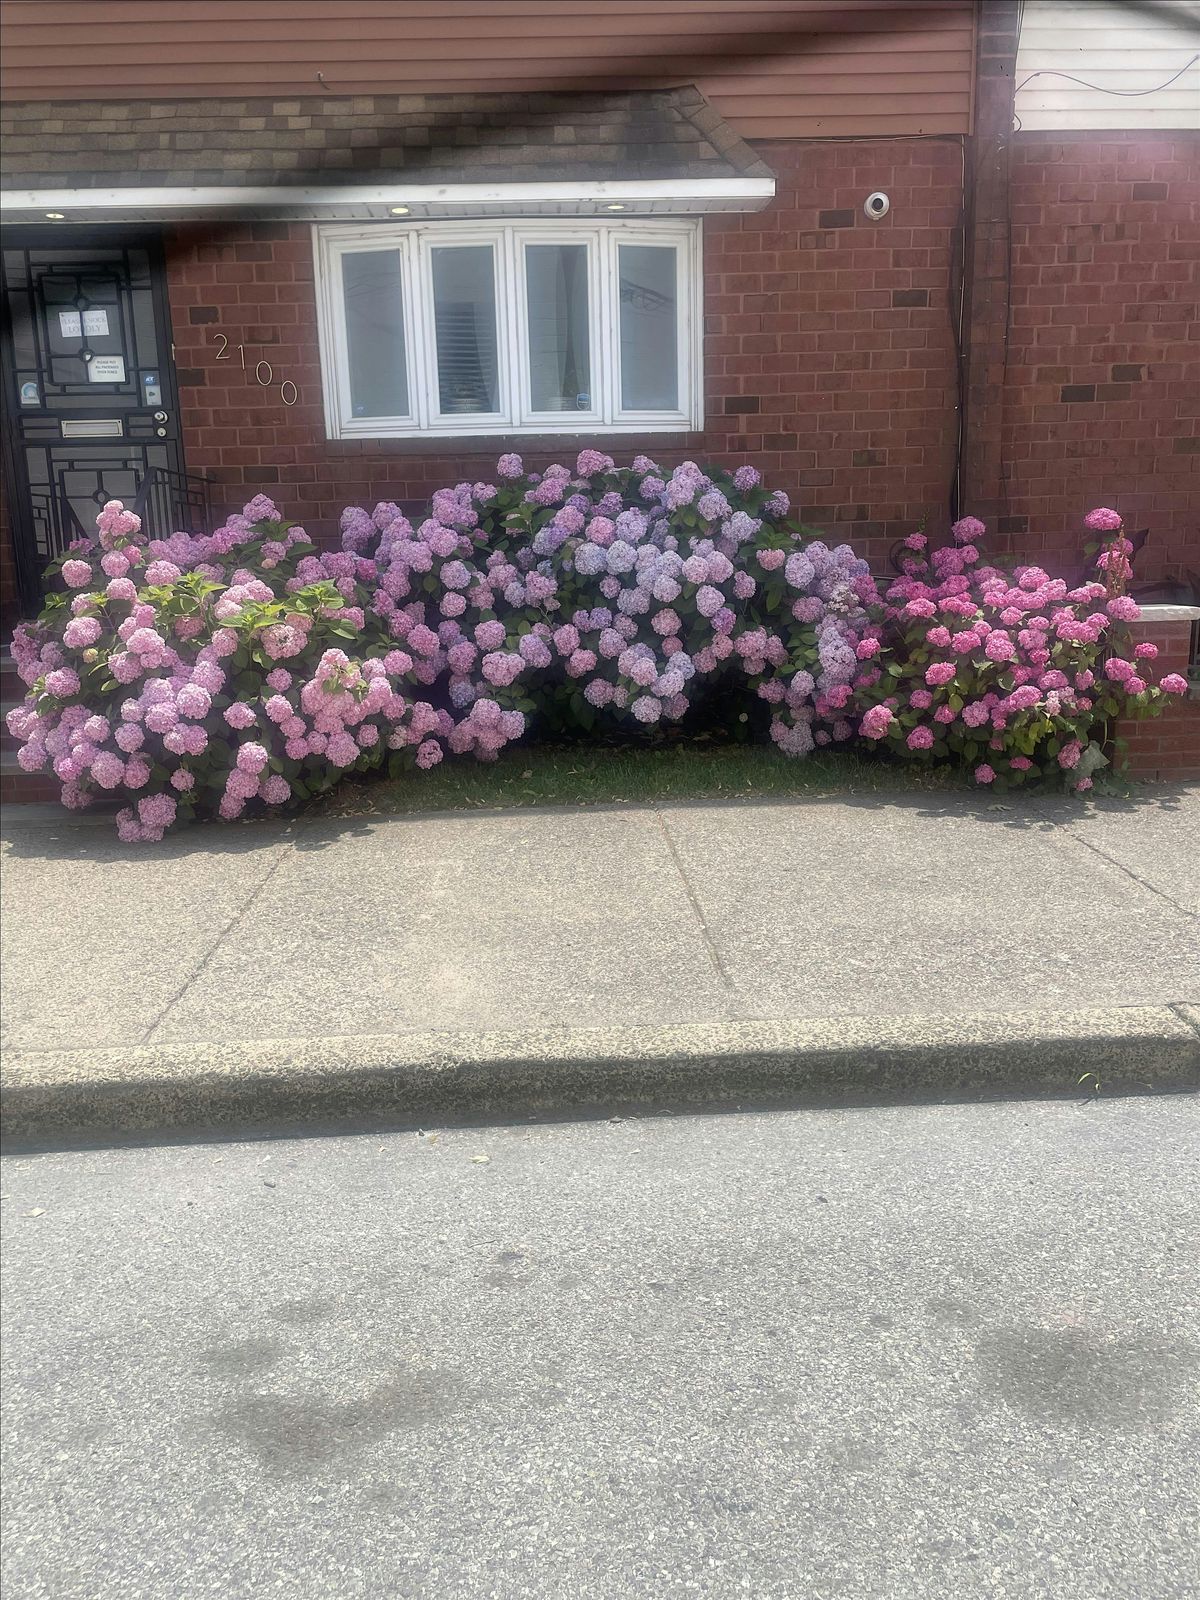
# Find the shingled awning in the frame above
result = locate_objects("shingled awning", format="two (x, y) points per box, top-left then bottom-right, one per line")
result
(1, 86), (774, 221)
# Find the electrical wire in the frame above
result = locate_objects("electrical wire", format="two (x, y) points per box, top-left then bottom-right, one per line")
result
(1014, 52), (1200, 99)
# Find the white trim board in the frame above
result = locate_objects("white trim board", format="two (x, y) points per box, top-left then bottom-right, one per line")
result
(1, 177), (776, 224)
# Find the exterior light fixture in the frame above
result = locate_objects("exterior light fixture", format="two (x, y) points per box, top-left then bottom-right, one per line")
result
(605, 203), (626, 212)
(45, 211), (65, 219)
(389, 205), (410, 215)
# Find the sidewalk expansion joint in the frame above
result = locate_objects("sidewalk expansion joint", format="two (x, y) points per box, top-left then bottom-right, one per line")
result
(1067, 831), (1198, 922)
(137, 828), (300, 1045)
(654, 808), (734, 990)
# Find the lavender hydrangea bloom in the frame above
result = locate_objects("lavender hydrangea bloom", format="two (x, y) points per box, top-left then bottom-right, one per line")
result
(697, 491), (732, 522)
(339, 506), (376, 553)
(785, 551), (816, 590)
(724, 511), (761, 544)
(574, 543), (607, 577)
(614, 508), (648, 543)
(12, 456), (883, 841)
(606, 540), (637, 574)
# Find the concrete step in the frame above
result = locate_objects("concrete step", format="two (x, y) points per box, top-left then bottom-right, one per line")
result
(1, 749), (61, 805)
(3, 648), (29, 751)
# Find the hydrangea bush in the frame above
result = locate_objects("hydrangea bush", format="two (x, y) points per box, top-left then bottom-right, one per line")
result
(855, 509), (1188, 790)
(7, 453), (881, 839)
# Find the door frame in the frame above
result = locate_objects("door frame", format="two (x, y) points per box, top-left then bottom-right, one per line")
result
(0, 223), (186, 614)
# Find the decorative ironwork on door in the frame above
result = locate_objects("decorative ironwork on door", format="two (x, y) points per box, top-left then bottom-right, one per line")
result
(1, 228), (203, 612)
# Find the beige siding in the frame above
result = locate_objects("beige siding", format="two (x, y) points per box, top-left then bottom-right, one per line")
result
(1014, 0), (1200, 130)
(0, 0), (976, 137)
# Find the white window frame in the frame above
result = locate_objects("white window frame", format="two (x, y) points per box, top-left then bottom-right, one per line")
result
(314, 218), (703, 439)
(418, 228), (509, 431)
(326, 239), (420, 431)
(513, 228), (605, 431)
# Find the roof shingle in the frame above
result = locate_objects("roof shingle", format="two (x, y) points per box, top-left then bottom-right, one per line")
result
(1, 86), (773, 190)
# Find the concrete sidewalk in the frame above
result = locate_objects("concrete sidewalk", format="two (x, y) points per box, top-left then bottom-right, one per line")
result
(4, 787), (1199, 1051)
(2, 787), (1198, 1135)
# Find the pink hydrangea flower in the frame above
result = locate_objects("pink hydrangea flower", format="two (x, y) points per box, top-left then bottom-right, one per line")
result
(236, 742), (269, 774)
(951, 516), (986, 544)
(44, 668), (81, 698)
(1084, 507), (1123, 532)
(145, 560), (182, 585)
(63, 616), (102, 649)
(1057, 740), (1083, 770)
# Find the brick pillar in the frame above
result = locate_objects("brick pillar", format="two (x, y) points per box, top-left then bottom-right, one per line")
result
(959, 0), (1021, 531)
(1112, 607), (1200, 782)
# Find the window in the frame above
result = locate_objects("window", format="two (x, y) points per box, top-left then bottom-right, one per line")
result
(314, 219), (701, 438)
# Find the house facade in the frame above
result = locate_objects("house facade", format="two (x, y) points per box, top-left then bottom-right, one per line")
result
(1, 0), (1197, 629)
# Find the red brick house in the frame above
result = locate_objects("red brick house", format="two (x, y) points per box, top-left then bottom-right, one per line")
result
(1, 0), (1196, 630)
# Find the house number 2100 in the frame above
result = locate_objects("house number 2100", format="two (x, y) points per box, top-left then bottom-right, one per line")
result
(213, 333), (298, 405)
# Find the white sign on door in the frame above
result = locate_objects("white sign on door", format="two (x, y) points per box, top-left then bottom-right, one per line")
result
(88, 355), (127, 383)
(82, 308), (110, 336)
(58, 309), (82, 338)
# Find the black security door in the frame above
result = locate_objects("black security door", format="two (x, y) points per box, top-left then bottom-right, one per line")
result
(1, 227), (202, 612)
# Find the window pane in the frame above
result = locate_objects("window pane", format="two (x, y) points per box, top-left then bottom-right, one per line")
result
(618, 244), (679, 411)
(342, 250), (408, 417)
(526, 243), (591, 412)
(432, 245), (499, 414)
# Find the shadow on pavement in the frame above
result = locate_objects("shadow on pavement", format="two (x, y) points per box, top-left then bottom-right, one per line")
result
(3, 777), (1193, 861)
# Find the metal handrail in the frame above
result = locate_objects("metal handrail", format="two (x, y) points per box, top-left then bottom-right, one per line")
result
(130, 466), (214, 538)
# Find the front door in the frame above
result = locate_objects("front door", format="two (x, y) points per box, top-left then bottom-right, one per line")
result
(1, 227), (195, 611)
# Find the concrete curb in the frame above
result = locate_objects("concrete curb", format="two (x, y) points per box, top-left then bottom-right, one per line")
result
(2, 1004), (1198, 1145)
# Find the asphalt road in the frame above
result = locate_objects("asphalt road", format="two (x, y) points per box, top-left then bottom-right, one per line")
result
(2, 1094), (1198, 1600)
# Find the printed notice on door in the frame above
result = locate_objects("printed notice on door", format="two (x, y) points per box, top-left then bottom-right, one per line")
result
(82, 308), (110, 336)
(58, 310), (82, 338)
(88, 355), (126, 383)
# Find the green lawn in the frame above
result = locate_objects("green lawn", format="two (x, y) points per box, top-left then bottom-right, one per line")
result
(310, 739), (960, 818)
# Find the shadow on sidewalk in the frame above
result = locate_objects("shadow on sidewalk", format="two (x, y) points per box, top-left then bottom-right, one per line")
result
(1, 778), (1193, 863)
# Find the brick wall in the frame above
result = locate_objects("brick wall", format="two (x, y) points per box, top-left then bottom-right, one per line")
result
(1001, 132), (1199, 585)
(5, 130), (1195, 618)
(164, 138), (963, 570)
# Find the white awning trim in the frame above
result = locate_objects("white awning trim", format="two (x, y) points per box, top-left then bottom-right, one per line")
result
(0, 177), (776, 224)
